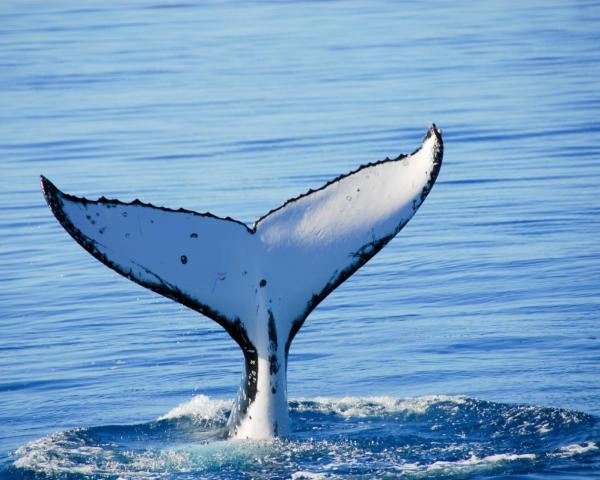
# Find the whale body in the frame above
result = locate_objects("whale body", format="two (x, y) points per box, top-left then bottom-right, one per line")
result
(41, 125), (443, 439)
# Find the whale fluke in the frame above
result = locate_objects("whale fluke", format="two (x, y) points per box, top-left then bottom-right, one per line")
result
(41, 125), (443, 438)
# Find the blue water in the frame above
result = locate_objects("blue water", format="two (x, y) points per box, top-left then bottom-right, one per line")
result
(1, 1), (600, 478)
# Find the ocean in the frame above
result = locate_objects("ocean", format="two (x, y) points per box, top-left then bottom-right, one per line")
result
(1, 1), (599, 478)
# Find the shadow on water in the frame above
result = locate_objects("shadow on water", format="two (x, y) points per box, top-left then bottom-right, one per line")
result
(3, 396), (599, 480)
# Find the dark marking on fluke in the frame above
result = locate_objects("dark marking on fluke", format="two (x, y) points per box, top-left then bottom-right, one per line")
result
(268, 310), (279, 376)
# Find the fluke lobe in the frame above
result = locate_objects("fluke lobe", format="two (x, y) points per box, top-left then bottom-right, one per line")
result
(41, 125), (443, 439)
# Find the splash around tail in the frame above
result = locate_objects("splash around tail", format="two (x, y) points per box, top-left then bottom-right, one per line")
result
(9, 395), (600, 479)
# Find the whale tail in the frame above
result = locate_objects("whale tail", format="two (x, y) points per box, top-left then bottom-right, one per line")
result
(41, 125), (443, 438)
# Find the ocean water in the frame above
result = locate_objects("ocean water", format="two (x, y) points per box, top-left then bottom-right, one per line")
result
(1, 1), (599, 478)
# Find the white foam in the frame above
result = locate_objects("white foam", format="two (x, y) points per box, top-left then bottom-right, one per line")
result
(291, 471), (327, 479)
(537, 422), (552, 434)
(292, 395), (466, 417)
(13, 431), (123, 477)
(157, 394), (468, 423)
(14, 431), (247, 478)
(158, 394), (231, 422)
(551, 442), (598, 458)
(400, 452), (537, 477)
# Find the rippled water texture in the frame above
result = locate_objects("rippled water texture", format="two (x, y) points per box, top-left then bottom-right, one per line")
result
(1, 1), (599, 479)
(6, 396), (600, 479)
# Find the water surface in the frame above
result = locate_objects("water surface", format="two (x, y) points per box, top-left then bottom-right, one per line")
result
(1, 1), (599, 478)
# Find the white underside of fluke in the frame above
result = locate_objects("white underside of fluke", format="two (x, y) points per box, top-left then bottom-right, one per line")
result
(41, 126), (443, 439)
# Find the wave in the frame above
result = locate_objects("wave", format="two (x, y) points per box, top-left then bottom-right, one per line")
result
(158, 394), (231, 422)
(4, 395), (599, 479)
